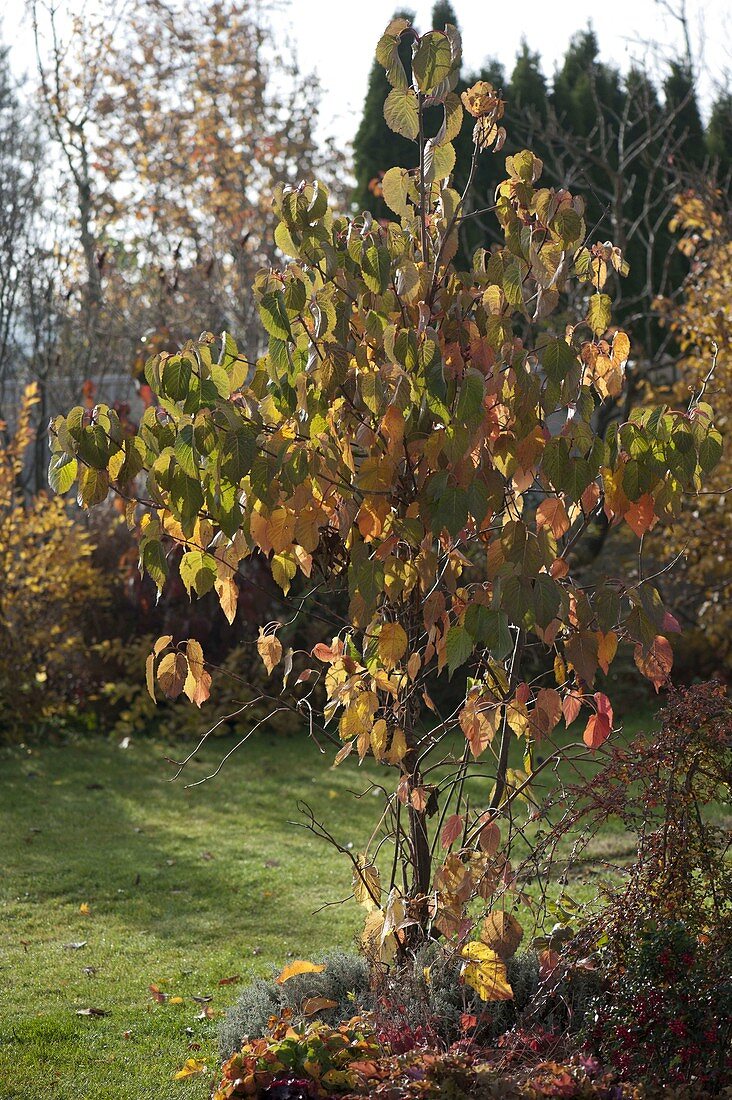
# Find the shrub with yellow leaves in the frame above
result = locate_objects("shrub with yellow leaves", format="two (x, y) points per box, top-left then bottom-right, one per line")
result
(0, 386), (109, 738)
(655, 191), (730, 674)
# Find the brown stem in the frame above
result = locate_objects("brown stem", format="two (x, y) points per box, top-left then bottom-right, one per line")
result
(490, 628), (525, 811)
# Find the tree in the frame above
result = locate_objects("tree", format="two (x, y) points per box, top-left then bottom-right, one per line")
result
(0, 42), (42, 421)
(51, 19), (719, 974)
(508, 41), (547, 121)
(707, 90), (732, 181)
(28, 0), (336, 415)
(663, 60), (706, 167)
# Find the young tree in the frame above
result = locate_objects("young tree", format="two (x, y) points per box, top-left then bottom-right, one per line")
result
(51, 19), (719, 976)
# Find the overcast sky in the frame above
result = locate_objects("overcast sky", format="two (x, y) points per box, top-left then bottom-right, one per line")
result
(3, 0), (730, 149)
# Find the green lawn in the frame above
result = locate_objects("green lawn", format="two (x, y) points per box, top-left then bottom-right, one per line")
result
(0, 713), (655, 1098)
(0, 731), (384, 1099)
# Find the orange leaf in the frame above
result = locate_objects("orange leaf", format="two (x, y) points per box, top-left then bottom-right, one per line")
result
(311, 639), (344, 663)
(634, 635), (673, 692)
(562, 691), (583, 727)
(477, 816), (500, 856)
(583, 692), (613, 749)
(596, 631), (618, 675)
(536, 497), (570, 538)
(410, 786), (428, 812)
(302, 996), (338, 1015)
(625, 493), (656, 537)
(441, 813), (464, 849)
(276, 960), (326, 984)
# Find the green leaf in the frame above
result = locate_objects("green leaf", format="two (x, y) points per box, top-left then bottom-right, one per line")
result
(174, 424), (198, 478)
(587, 294), (612, 336)
(384, 88), (419, 140)
(179, 551), (217, 597)
(48, 453), (78, 494)
(698, 428), (723, 473)
(361, 244), (390, 295)
(464, 606), (511, 658)
(532, 575), (560, 629)
(436, 92), (462, 146)
(142, 539), (168, 591)
(445, 624), (473, 678)
(431, 484), (468, 537)
(412, 31), (452, 94)
(455, 369), (485, 431)
(77, 466), (109, 508)
(542, 339), (576, 384)
(259, 291), (292, 340)
(162, 356), (193, 401)
(381, 167), (413, 217)
(220, 426), (255, 483)
(77, 426), (110, 469)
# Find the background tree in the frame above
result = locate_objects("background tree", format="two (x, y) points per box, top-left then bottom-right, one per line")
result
(18, 0), (337, 487)
(51, 20), (720, 975)
(653, 189), (731, 674)
(0, 43), (42, 422)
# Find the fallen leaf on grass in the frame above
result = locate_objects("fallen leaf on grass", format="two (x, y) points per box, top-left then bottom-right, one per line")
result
(79, 903), (91, 916)
(169, 996), (184, 1005)
(217, 974), (241, 986)
(149, 984), (168, 1003)
(276, 960), (326, 984)
(76, 1007), (108, 1017)
(192, 994), (213, 1004)
(173, 1058), (207, 1081)
(63, 941), (87, 950)
(196, 1006), (215, 1020)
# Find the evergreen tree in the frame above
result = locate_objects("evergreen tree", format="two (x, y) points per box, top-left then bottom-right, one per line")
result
(430, 0), (458, 30)
(509, 40), (548, 120)
(707, 91), (732, 180)
(551, 28), (624, 140)
(663, 60), (706, 167)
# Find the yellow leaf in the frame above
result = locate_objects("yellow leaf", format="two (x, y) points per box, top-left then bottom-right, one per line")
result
(370, 719), (388, 761)
(386, 726), (407, 764)
(378, 622), (408, 670)
(79, 903), (91, 915)
(460, 941), (513, 1001)
(276, 960), (326, 984)
(173, 1058), (206, 1080)
(257, 628), (282, 675)
(353, 856), (381, 910)
(169, 996), (184, 1005)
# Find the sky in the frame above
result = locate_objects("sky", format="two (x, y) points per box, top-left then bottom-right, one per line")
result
(3, 0), (730, 150)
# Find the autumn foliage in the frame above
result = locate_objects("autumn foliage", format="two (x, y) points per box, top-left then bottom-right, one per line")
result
(0, 386), (108, 736)
(50, 16), (721, 981)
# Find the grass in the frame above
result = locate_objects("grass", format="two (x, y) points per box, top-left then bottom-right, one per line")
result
(0, 708), (657, 1098)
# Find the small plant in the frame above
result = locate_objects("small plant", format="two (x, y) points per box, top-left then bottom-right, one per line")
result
(214, 1010), (381, 1099)
(220, 953), (371, 1059)
(590, 921), (732, 1091)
